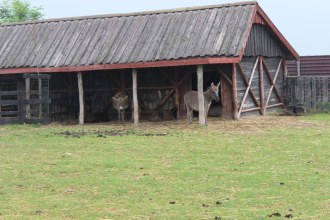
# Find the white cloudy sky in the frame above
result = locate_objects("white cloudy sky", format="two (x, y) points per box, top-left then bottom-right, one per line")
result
(28, 0), (330, 56)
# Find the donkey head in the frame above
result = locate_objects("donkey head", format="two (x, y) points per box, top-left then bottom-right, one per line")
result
(210, 82), (220, 102)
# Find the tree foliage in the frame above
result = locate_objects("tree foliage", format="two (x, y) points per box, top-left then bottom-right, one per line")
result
(0, 0), (43, 24)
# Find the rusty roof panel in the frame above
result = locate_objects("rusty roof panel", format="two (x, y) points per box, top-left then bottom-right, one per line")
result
(0, 2), (256, 69)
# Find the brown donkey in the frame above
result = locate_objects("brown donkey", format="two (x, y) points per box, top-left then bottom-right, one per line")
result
(184, 82), (220, 124)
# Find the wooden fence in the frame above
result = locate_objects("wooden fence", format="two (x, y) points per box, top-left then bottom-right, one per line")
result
(286, 76), (329, 112)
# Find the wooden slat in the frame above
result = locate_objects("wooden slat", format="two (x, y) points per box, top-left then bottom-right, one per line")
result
(311, 77), (317, 110)
(322, 77), (329, 111)
(305, 77), (312, 110)
(0, 100), (19, 105)
(267, 103), (284, 109)
(0, 91), (18, 96)
(297, 77), (304, 105)
(241, 107), (261, 113)
(0, 111), (18, 116)
(24, 99), (51, 105)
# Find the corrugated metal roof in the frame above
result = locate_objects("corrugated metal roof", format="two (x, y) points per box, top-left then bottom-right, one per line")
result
(0, 2), (256, 69)
(287, 55), (330, 76)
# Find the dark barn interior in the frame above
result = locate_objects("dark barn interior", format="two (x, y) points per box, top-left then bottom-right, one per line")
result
(47, 65), (230, 123)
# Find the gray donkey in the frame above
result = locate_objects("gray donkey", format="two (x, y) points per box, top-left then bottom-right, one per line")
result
(184, 82), (220, 124)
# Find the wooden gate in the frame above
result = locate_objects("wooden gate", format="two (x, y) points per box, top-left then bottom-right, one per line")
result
(0, 76), (24, 124)
(0, 74), (51, 125)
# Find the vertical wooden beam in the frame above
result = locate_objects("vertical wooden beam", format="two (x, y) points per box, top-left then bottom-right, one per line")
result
(232, 63), (239, 120)
(38, 78), (42, 119)
(259, 56), (265, 115)
(297, 60), (301, 77)
(0, 86), (1, 119)
(132, 69), (139, 126)
(77, 72), (84, 125)
(25, 77), (30, 119)
(175, 69), (180, 119)
(283, 59), (288, 77)
(197, 65), (206, 125)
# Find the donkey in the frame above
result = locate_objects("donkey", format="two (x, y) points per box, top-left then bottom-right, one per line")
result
(184, 82), (220, 124)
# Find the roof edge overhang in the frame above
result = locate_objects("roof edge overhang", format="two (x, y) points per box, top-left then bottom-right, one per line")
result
(253, 3), (300, 60)
(0, 56), (240, 75)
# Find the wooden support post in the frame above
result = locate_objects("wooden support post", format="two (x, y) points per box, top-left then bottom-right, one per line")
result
(197, 65), (206, 125)
(259, 56), (265, 115)
(232, 64), (239, 120)
(132, 69), (139, 126)
(25, 77), (30, 119)
(175, 70), (180, 119)
(38, 78), (42, 119)
(0, 89), (1, 119)
(297, 60), (301, 77)
(77, 72), (84, 125)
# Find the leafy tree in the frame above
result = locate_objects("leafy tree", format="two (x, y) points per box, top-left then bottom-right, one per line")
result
(0, 0), (43, 24)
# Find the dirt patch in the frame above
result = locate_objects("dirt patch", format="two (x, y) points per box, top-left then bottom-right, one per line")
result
(54, 129), (169, 138)
(49, 115), (329, 138)
(268, 212), (281, 217)
(285, 214), (293, 218)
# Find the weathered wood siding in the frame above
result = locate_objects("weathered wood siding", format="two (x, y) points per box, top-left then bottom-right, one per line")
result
(286, 76), (329, 112)
(237, 56), (285, 118)
(245, 24), (288, 58)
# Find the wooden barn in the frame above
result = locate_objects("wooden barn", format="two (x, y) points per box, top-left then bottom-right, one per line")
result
(0, 1), (299, 125)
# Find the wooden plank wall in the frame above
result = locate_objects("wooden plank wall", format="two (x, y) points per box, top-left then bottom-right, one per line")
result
(236, 56), (285, 118)
(286, 76), (330, 112)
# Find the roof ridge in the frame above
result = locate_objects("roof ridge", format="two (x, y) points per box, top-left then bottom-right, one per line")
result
(0, 1), (257, 27)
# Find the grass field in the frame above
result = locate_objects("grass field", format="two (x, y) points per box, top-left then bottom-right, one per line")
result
(0, 114), (329, 219)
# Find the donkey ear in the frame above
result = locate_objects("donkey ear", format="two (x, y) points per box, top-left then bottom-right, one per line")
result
(217, 82), (221, 88)
(211, 82), (215, 86)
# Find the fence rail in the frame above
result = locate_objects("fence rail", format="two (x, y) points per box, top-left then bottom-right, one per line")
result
(286, 76), (329, 112)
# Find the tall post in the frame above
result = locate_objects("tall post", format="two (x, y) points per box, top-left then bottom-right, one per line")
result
(38, 78), (42, 119)
(259, 56), (265, 115)
(0, 88), (2, 119)
(297, 60), (301, 77)
(175, 69), (180, 119)
(197, 65), (206, 125)
(77, 72), (84, 125)
(132, 69), (139, 126)
(25, 77), (30, 119)
(232, 63), (239, 120)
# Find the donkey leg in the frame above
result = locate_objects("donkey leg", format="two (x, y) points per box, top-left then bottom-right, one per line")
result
(205, 108), (208, 126)
(187, 107), (193, 124)
(118, 110), (121, 121)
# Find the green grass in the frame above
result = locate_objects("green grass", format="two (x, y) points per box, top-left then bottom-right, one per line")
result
(0, 115), (329, 219)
